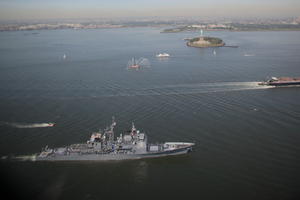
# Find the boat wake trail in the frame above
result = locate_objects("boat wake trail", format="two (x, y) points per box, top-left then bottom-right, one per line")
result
(1, 154), (36, 162)
(103, 82), (273, 97)
(1, 122), (55, 128)
(161, 81), (272, 95)
(157, 81), (271, 93)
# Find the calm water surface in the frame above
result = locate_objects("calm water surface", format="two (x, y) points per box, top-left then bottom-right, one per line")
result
(0, 28), (300, 200)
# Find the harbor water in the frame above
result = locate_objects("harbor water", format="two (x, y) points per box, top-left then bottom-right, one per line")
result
(0, 28), (300, 200)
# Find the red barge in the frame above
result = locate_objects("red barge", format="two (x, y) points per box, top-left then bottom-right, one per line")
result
(259, 77), (300, 86)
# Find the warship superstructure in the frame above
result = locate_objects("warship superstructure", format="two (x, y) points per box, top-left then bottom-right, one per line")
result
(36, 118), (194, 161)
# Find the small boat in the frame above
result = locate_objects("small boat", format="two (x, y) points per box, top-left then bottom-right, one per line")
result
(213, 50), (216, 55)
(156, 53), (170, 58)
(47, 123), (55, 127)
(244, 53), (254, 57)
(63, 54), (67, 59)
(258, 77), (300, 86)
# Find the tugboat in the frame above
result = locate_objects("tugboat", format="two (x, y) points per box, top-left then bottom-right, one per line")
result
(258, 77), (300, 86)
(127, 58), (140, 70)
(127, 57), (150, 70)
(34, 118), (194, 161)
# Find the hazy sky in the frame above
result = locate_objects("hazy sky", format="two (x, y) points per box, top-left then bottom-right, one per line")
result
(0, 0), (299, 20)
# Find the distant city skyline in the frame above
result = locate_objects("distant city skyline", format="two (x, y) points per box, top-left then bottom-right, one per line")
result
(0, 0), (300, 20)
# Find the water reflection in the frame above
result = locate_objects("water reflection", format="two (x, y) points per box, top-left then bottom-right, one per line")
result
(133, 161), (148, 184)
(38, 174), (66, 200)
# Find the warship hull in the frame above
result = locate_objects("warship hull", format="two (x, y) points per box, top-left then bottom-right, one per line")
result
(36, 145), (194, 161)
(6, 118), (195, 162)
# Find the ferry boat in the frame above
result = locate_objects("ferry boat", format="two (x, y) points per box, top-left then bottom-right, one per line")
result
(156, 53), (170, 58)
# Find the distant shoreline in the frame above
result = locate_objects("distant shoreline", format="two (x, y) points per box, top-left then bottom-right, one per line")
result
(1, 22), (300, 32)
(161, 24), (300, 33)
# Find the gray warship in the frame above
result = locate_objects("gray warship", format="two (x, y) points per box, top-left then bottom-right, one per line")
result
(35, 118), (194, 161)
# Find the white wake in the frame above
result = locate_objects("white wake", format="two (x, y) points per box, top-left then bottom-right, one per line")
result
(2, 122), (55, 128)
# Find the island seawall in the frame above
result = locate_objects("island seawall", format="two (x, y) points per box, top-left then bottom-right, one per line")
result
(187, 36), (225, 48)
